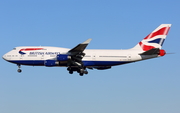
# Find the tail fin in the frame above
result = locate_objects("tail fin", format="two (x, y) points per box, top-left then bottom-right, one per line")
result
(132, 24), (171, 51)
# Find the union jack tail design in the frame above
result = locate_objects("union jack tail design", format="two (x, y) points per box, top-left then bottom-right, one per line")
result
(132, 24), (171, 51)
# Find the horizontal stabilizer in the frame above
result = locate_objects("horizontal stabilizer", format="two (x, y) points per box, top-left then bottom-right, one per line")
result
(139, 48), (160, 55)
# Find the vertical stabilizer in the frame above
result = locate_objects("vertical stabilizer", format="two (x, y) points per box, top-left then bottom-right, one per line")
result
(131, 24), (171, 52)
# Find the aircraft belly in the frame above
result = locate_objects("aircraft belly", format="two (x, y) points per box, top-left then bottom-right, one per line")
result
(83, 60), (131, 66)
(7, 60), (45, 66)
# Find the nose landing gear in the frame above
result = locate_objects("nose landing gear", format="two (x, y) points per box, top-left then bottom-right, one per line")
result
(18, 69), (22, 73)
(17, 64), (22, 73)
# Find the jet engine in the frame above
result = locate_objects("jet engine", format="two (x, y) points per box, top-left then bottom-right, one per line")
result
(44, 60), (59, 67)
(57, 54), (71, 61)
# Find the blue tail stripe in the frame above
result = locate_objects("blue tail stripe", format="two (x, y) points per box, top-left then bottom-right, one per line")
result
(148, 38), (161, 44)
(161, 39), (165, 46)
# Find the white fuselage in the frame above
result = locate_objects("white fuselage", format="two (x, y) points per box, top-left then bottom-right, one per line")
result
(2, 24), (171, 75)
(2, 46), (158, 67)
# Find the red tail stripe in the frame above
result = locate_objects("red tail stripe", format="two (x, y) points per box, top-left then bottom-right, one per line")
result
(144, 27), (170, 39)
(20, 48), (44, 51)
(139, 42), (155, 51)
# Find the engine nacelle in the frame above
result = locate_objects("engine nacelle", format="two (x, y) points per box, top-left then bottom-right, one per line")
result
(57, 54), (71, 61)
(44, 60), (59, 67)
(158, 49), (166, 56)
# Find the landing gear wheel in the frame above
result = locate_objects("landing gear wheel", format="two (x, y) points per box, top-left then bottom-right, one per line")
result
(79, 73), (84, 76)
(17, 64), (22, 73)
(84, 70), (88, 74)
(17, 69), (22, 73)
(69, 71), (73, 74)
(79, 69), (83, 76)
(67, 67), (71, 71)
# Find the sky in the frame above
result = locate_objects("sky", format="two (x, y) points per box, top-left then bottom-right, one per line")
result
(0, 0), (180, 113)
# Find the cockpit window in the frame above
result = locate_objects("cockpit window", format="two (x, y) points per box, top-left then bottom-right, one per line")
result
(13, 48), (16, 50)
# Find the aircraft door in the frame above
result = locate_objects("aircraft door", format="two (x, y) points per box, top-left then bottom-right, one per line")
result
(92, 53), (96, 60)
(128, 54), (131, 61)
(20, 54), (24, 60)
(41, 54), (44, 60)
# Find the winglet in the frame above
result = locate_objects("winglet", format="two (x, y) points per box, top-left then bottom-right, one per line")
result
(82, 38), (92, 44)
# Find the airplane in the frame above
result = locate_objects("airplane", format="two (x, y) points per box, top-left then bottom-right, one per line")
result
(2, 24), (171, 76)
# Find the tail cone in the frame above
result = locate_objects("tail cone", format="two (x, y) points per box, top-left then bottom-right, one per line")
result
(159, 49), (166, 56)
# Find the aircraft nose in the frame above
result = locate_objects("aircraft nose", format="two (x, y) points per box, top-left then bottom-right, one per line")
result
(2, 54), (7, 60)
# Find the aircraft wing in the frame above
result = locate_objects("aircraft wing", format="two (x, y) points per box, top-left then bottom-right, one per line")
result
(66, 39), (92, 69)
(68, 38), (92, 55)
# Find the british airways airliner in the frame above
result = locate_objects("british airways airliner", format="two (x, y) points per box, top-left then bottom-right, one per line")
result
(2, 24), (171, 76)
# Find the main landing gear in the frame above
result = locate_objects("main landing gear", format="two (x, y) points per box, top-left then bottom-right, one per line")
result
(79, 68), (88, 76)
(17, 64), (22, 73)
(67, 67), (88, 76)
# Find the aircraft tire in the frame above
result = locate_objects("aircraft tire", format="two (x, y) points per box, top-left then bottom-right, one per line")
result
(69, 71), (73, 74)
(84, 70), (88, 74)
(17, 69), (22, 73)
(67, 67), (71, 71)
(79, 73), (84, 76)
